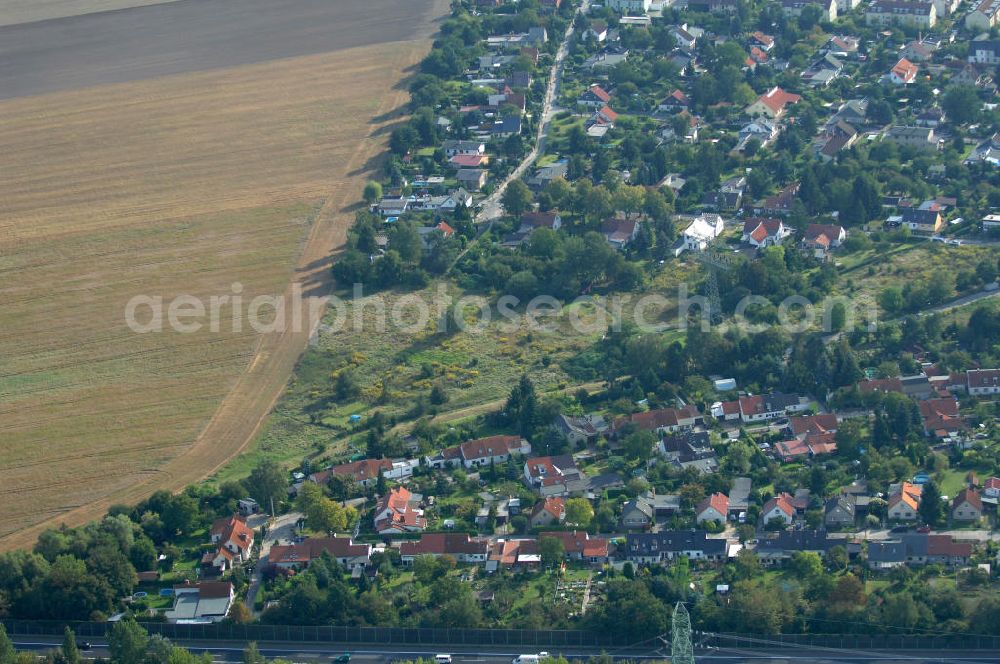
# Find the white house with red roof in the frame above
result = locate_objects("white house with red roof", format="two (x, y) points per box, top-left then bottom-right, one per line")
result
(968, 369), (1000, 396)
(374, 486), (426, 535)
(529, 497), (567, 528)
(268, 537), (371, 571)
(601, 217), (641, 249)
(888, 58), (919, 84)
(738, 392), (807, 423)
(695, 493), (729, 524)
(578, 84), (612, 108)
(746, 87), (801, 118)
(524, 455), (588, 496)
(311, 458), (394, 489)
(398, 533), (491, 564)
(952, 488), (983, 521)
(741, 217), (791, 248)
(203, 515), (255, 572)
(458, 435), (531, 468)
(658, 89), (691, 112)
(802, 223), (846, 260)
(612, 405), (702, 435)
(762, 493), (795, 525)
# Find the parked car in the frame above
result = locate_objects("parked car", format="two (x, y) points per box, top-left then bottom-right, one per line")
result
(334, 654), (351, 663)
(436, 656), (453, 664)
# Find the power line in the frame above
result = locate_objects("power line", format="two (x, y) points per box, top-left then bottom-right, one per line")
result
(671, 603), (694, 664)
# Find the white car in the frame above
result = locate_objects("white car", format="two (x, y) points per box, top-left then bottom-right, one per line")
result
(435, 656), (452, 664)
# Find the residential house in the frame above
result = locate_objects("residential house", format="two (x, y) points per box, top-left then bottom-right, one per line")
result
(165, 582), (234, 624)
(374, 487), (426, 535)
(966, 0), (1000, 30)
(583, 20), (609, 42)
(969, 40), (1000, 65)
(802, 53), (844, 88)
(734, 120), (779, 152)
(788, 413), (839, 438)
(888, 58), (919, 84)
(602, 217), (641, 248)
(738, 392), (807, 422)
(674, 214), (725, 255)
(311, 458), (394, 488)
(951, 488), (983, 522)
(459, 435), (531, 468)
(751, 31), (775, 51)
(755, 530), (834, 565)
(526, 160), (568, 189)
(553, 413), (609, 445)
(831, 98), (868, 127)
(825, 495), (857, 528)
(377, 197), (410, 217)
(457, 169), (488, 191)
(579, 85), (612, 108)
(209, 515), (255, 563)
(669, 25), (698, 49)
(984, 477), (1000, 498)
(658, 431), (718, 473)
(658, 89), (691, 112)
(686, 0), (740, 12)
(539, 530), (609, 564)
(491, 116), (522, 137)
(762, 493), (796, 526)
(524, 455), (589, 496)
(729, 477), (753, 515)
(607, 0), (653, 12)
(449, 153), (489, 169)
(625, 531), (728, 564)
(902, 39), (937, 62)
(711, 399), (741, 421)
(968, 369), (1000, 395)
(585, 51), (630, 69)
(886, 126), (938, 151)
(918, 397), (963, 438)
(529, 497), (567, 528)
(757, 182), (801, 216)
(268, 537), (371, 571)
(696, 492), (729, 524)
(489, 538), (540, 569)
(866, 0), (936, 28)
(613, 405), (702, 436)
(621, 495), (656, 529)
(887, 482), (922, 521)
(521, 212), (562, 232)
(442, 140), (486, 157)
(745, 87), (801, 119)
(399, 533), (491, 564)
(802, 223), (846, 259)
(780, 0), (837, 19)
(827, 35), (860, 56)
(741, 217), (791, 248)
(915, 107), (946, 128)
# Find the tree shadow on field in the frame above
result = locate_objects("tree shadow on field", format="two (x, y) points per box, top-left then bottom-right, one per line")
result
(347, 150), (390, 178)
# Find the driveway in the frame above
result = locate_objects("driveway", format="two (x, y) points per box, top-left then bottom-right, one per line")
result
(247, 511), (303, 617)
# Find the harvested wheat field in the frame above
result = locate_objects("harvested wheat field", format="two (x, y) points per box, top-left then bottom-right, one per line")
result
(0, 0), (446, 549)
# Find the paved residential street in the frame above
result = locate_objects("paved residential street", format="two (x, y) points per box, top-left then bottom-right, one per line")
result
(476, 0), (590, 223)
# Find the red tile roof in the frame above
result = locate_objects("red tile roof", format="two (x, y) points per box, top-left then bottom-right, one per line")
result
(790, 414), (839, 437)
(399, 533), (489, 557)
(269, 537), (370, 566)
(539, 530), (608, 558)
(211, 515), (255, 551)
(531, 497), (566, 520)
(588, 85), (611, 102)
(953, 488), (982, 512)
(891, 58), (919, 83)
(697, 492), (729, 517)
(755, 87), (801, 114)
(763, 492), (795, 518)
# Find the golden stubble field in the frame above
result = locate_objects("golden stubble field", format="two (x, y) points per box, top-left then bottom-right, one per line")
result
(0, 38), (430, 549)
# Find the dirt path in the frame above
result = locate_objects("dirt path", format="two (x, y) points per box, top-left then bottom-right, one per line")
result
(0, 36), (436, 552)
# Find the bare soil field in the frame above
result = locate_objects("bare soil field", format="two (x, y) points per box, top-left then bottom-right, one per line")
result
(0, 30), (437, 549)
(0, 0), (180, 27)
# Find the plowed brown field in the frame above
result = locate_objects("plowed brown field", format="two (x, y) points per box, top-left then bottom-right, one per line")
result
(0, 24), (440, 549)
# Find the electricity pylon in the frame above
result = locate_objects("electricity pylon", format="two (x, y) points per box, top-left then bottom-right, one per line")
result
(671, 602), (695, 664)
